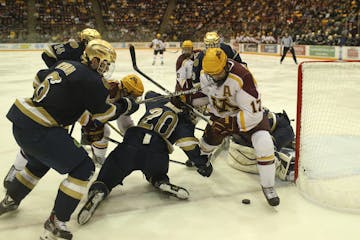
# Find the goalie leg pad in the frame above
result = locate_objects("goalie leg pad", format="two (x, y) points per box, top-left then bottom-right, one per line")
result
(275, 148), (295, 181)
(227, 140), (258, 174)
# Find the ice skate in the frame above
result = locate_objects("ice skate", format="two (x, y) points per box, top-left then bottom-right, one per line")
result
(262, 186), (280, 206)
(91, 146), (106, 166)
(0, 194), (19, 215)
(77, 190), (105, 225)
(40, 212), (72, 240)
(154, 181), (189, 200)
(3, 165), (19, 189)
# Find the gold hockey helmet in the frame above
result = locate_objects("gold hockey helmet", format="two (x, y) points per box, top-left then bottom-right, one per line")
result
(181, 40), (193, 55)
(82, 39), (116, 76)
(204, 31), (220, 48)
(182, 40), (193, 48)
(202, 48), (227, 75)
(79, 28), (102, 43)
(120, 74), (144, 97)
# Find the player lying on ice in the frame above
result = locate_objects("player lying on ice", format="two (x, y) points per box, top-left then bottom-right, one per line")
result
(77, 91), (213, 225)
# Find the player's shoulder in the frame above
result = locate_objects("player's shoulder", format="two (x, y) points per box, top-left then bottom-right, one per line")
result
(227, 60), (251, 85)
(57, 60), (100, 82)
(220, 43), (235, 54)
(66, 39), (80, 49)
(176, 54), (191, 68)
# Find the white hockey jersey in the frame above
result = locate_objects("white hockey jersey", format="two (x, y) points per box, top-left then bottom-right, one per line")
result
(200, 60), (264, 132)
(150, 38), (165, 51)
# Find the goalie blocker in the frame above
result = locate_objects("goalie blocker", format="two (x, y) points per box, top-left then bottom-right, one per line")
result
(227, 110), (295, 181)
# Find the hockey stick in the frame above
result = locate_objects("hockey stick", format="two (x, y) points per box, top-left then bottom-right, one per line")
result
(136, 88), (201, 104)
(106, 122), (122, 137)
(169, 159), (186, 165)
(104, 136), (121, 144)
(130, 44), (169, 94)
(195, 127), (204, 132)
(69, 123), (75, 135)
(129, 44), (211, 124)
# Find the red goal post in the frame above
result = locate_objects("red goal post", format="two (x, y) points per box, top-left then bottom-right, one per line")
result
(295, 60), (360, 212)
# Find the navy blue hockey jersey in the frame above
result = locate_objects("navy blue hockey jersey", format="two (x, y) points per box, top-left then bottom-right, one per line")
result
(7, 60), (123, 128)
(42, 40), (86, 67)
(136, 91), (206, 165)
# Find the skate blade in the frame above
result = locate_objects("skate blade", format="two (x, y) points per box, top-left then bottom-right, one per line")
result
(77, 208), (92, 225)
(77, 193), (104, 225)
(158, 184), (189, 200)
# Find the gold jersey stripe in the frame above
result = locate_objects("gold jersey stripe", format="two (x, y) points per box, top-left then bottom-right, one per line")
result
(44, 47), (57, 58)
(67, 176), (88, 187)
(59, 177), (88, 200)
(180, 144), (197, 151)
(228, 73), (243, 88)
(176, 137), (199, 145)
(15, 98), (59, 127)
(238, 111), (246, 131)
(92, 142), (108, 149)
(24, 167), (41, 181)
(257, 155), (275, 162)
(33, 76), (41, 89)
(16, 173), (35, 190)
(15, 167), (40, 190)
(78, 111), (90, 126)
(59, 184), (84, 200)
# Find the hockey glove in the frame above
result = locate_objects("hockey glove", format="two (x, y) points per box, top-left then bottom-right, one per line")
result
(117, 97), (139, 116)
(81, 120), (104, 144)
(196, 161), (213, 177)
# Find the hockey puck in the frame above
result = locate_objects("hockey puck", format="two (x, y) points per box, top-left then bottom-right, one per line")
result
(242, 199), (251, 204)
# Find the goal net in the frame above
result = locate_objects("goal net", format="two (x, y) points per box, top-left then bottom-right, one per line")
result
(296, 60), (360, 212)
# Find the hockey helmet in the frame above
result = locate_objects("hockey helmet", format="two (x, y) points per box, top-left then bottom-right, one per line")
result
(204, 31), (220, 48)
(79, 28), (102, 43)
(202, 48), (227, 75)
(181, 40), (193, 56)
(82, 39), (116, 77)
(182, 40), (193, 48)
(120, 74), (144, 97)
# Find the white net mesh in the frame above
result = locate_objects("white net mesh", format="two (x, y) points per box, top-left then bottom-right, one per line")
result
(296, 61), (360, 212)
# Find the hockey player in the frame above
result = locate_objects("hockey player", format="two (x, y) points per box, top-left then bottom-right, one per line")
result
(149, 33), (166, 65)
(76, 91), (213, 225)
(192, 31), (246, 84)
(198, 48), (280, 207)
(2, 28), (102, 188)
(81, 74), (144, 164)
(42, 28), (101, 67)
(0, 39), (139, 240)
(2, 75), (143, 187)
(175, 40), (206, 107)
(228, 110), (295, 181)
